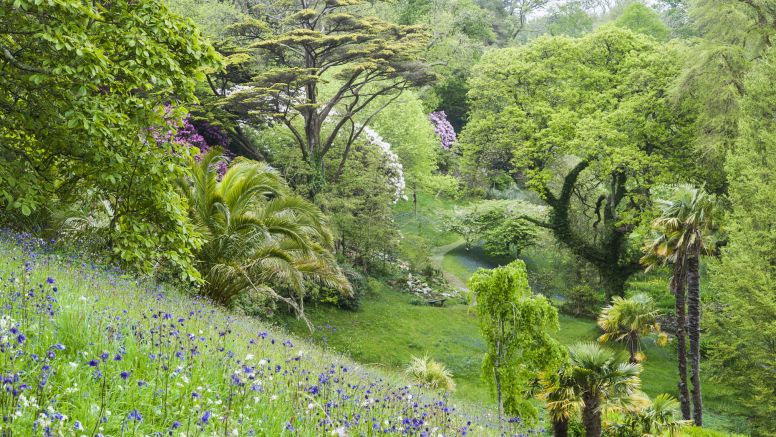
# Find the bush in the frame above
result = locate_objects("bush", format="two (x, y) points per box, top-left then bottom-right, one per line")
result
(405, 355), (456, 391)
(317, 262), (367, 310)
(561, 285), (603, 318)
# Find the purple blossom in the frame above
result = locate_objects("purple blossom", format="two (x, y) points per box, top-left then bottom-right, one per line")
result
(428, 111), (457, 150)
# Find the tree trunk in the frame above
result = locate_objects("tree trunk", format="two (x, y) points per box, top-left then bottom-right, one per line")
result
(494, 363), (504, 423)
(627, 331), (639, 364)
(552, 417), (569, 437)
(581, 395), (602, 437)
(687, 253), (703, 426)
(672, 262), (692, 420)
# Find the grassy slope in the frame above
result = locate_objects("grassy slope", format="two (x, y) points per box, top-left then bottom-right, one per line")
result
(286, 192), (751, 434)
(0, 238), (511, 436)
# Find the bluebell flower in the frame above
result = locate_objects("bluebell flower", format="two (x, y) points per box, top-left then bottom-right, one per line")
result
(201, 411), (211, 424)
(128, 409), (142, 421)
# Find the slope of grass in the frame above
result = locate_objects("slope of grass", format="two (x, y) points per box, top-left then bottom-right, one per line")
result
(0, 235), (521, 436)
(288, 191), (752, 433)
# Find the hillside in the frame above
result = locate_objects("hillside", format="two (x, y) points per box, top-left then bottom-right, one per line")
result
(0, 234), (526, 436)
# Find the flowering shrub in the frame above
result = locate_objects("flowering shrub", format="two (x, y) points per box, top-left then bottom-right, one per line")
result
(0, 233), (538, 435)
(428, 111), (457, 150)
(363, 126), (407, 203)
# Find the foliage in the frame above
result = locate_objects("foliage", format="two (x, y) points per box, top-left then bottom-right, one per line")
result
(0, 236), (502, 435)
(565, 342), (643, 437)
(561, 285), (604, 318)
(0, 0), (220, 280)
(468, 260), (565, 422)
(445, 201), (539, 257)
(180, 151), (351, 325)
(546, 1), (593, 37)
(460, 26), (697, 298)
(614, 3), (670, 41)
(642, 184), (720, 425)
(706, 45), (776, 435)
(405, 355), (456, 391)
(482, 216), (536, 258)
(597, 294), (668, 363)
(220, 0), (435, 187)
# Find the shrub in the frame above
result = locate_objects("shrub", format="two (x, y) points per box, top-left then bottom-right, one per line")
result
(561, 285), (603, 318)
(405, 355), (456, 391)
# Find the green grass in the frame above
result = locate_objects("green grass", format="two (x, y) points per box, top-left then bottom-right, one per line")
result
(1, 239), (507, 435)
(284, 281), (492, 405)
(286, 222), (752, 434)
(393, 192), (466, 247)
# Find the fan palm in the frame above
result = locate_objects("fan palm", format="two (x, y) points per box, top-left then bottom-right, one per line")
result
(539, 366), (582, 437)
(597, 293), (667, 363)
(642, 185), (718, 425)
(181, 150), (351, 329)
(567, 342), (642, 437)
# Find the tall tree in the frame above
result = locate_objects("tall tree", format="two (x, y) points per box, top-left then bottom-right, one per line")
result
(0, 0), (219, 279)
(644, 185), (719, 426)
(642, 233), (691, 419)
(706, 46), (776, 435)
(468, 260), (565, 424)
(219, 0), (435, 190)
(460, 27), (697, 299)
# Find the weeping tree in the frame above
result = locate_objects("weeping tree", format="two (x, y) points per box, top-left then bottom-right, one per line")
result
(468, 260), (565, 424)
(220, 0), (435, 190)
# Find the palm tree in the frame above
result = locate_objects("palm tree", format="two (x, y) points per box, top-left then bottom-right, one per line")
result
(539, 366), (582, 437)
(642, 185), (718, 426)
(597, 293), (668, 364)
(181, 150), (351, 329)
(566, 342), (642, 437)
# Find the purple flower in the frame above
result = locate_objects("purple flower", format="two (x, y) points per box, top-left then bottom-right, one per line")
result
(429, 111), (457, 150)
(120, 371), (131, 380)
(201, 410), (211, 424)
(46, 277), (55, 284)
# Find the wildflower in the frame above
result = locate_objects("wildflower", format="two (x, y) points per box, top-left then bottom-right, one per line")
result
(120, 371), (131, 380)
(201, 410), (211, 424)
(46, 277), (55, 284)
(128, 409), (143, 422)
(74, 421), (83, 431)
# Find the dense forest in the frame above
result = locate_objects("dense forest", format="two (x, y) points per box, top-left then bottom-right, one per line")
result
(1, 0), (775, 435)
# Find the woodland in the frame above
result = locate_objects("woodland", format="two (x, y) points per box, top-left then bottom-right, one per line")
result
(1, 0), (775, 435)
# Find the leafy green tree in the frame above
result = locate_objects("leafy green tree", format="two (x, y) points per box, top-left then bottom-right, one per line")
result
(181, 151), (351, 328)
(614, 3), (671, 41)
(461, 27), (697, 299)
(0, 0), (219, 279)
(566, 342), (642, 437)
(468, 260), (565, 423)
(644, 185), (718, 426)
(221, 0), (434, 189)
(546, 2), (593, 37)
(706, 46), (776, 435)
(482, 216), (536, 258)
(597, 293), (668, 364)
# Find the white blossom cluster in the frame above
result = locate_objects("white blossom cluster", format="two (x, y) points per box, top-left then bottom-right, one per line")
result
(362, 125), (407, 203)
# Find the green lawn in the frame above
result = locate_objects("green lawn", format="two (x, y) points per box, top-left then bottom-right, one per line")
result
(284, 194), (751, 434)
